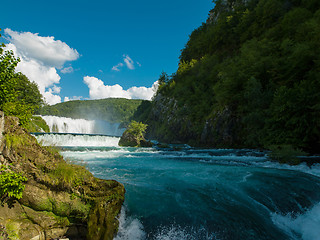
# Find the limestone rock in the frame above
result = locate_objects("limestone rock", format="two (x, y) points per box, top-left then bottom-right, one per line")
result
(0, 116), (125, 240)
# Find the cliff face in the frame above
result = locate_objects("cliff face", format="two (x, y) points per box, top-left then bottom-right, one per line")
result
(146, 94), (240, 148)
(0, 112), (125, 240)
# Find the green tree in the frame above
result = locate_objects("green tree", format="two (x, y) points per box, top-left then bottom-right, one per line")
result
(126, 121), (148, 142)
(0, 28), (44, 127)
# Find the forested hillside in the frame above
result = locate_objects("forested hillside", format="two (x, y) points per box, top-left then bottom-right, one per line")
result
(145, 0), (320, 153)
(39, 98), (149, 123)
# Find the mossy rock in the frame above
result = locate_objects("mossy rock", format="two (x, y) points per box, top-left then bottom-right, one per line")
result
(0, 116), (125, 240)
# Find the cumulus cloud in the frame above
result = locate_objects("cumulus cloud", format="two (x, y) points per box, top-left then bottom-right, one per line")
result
(111, 54), (141, 72)
(4, 28), (79, 68)
(3, 29), (79, 105)
(64, 96), (83, 102)
(83, 76), (157, 100)
(43, 89), (62, 105)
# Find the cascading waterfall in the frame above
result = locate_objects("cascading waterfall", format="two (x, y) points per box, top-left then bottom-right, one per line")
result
(40, 115), (125, 136)
(33, 133), (120, 147)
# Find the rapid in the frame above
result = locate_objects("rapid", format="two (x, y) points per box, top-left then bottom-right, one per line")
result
(33, 117), (320, 240)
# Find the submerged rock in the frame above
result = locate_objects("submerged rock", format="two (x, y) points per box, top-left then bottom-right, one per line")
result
(0, 113), (125, 240)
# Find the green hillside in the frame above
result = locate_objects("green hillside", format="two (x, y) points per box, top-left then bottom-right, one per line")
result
(145, 0), (320, 153)
(39, 98), (149, 124)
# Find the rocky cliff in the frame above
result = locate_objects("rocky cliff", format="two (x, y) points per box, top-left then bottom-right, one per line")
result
(0, 112), (125, 240)
(145, 94), (240, 148)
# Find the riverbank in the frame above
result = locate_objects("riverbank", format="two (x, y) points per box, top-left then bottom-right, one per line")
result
(0, 112), (125, 240)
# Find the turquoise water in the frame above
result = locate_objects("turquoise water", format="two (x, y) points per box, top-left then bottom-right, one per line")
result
(36, 134), (320, 240)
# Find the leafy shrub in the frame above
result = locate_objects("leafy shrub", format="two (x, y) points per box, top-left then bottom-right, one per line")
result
(0, 165), (27, 205)
(126, 121), (148, 142)
(268, 145), (306, 165)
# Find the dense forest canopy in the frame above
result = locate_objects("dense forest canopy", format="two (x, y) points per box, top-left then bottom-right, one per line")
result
(147, 0), (320, 153)
(39, 98), (149, 124)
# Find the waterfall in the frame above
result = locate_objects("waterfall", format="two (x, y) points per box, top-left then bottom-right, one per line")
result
(40, 115), (125, 136)
(34, 133), (120, 147)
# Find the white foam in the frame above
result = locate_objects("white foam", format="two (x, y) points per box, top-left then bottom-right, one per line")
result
(254, 161), (320, 178)
(154, 225), (217, 240)
(272, 202), (320, 240)
(34, 134), (120, 147)
(114, 207), (146, 240)
(61, 149), (132, 160)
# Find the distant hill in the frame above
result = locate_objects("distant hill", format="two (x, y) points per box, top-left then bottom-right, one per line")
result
(38, 98), (150, 124)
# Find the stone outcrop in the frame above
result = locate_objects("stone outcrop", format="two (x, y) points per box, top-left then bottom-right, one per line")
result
(145, 94), (240, 148)
(0, 113), (125, 240)
(118, 130), (152, 147)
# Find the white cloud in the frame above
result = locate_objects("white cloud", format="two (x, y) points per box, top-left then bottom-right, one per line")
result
(4, 28), (79, 68)
(3, 29), (79, 105)
(61, 66), (74, 74)
(43, 89), (62, 105)
(83, 76), (157, 100)
(123, 54), (135, 70)
(64, 96), (83, 102)
(111, 54), (139, 72)
(111, 62), (124, 72)
(52, 85), (61, 94)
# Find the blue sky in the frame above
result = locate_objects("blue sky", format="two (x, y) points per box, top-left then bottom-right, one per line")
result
(0, 0), (213, 104)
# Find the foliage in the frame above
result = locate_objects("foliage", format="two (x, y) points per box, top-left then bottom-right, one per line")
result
(5, 133), (30, 150)
(268, 145), (306, 165)
(126, 121), (147, 142)
(148, 0), (320, 153)
(25, 116), (50, 133)
(131, 100), (152, 122)
(2, 101), (33, 127)
(0, 29), (44, 127)
(119, 120), (149, 147)
(0, 165), (27, 205)
(39, 98), (146, 124)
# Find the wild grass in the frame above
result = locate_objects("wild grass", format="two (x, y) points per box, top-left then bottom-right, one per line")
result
(5, 134), (30, 149)
(49, 160), (91, 190)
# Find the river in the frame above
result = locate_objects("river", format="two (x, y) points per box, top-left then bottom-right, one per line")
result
(34, 132), (320, 240)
